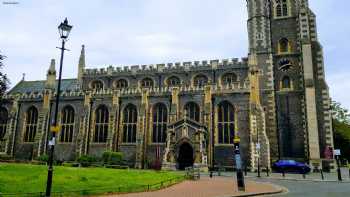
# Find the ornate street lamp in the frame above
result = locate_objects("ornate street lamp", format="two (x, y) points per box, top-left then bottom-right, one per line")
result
(45, 18), (72, 197)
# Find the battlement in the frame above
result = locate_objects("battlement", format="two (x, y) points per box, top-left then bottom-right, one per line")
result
(84, 57), (248, 76)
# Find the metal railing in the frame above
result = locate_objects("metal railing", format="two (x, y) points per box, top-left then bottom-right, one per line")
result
(0, 176), (186, 197)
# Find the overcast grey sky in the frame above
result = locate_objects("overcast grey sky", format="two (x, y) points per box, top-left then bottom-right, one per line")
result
(1, 0), (349, 109)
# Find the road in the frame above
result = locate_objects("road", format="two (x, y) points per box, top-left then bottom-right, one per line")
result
(253, 178), (350, 197)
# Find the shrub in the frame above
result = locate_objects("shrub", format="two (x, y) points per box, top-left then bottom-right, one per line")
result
(102, 151), (123, 165)
(0, 154), (12, 161)
(37, 154), (48, 163)
(77, 155), (97, 167)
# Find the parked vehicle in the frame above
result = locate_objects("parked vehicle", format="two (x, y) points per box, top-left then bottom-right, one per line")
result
(272, 160), (311, 174)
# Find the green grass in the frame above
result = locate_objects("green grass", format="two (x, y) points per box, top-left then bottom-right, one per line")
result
(0, 163), (184, 196)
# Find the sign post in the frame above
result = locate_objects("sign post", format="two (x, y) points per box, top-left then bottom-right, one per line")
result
(334, 149), (342, 181)
(256, 143), (261, 178)
(233, 137), (245, 191)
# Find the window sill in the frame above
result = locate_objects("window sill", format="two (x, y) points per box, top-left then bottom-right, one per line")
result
(215, 144), (234, 147)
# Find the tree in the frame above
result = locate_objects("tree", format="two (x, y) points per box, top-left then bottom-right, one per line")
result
(0, 51), (9, 99)
(331, 101), (350, 162)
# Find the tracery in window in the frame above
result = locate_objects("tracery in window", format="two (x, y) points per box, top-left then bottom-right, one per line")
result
(91, 80), (104, 90)
(167, 76), (181, 87)
(184, 102), (200, 122)
(0, 107), (8, 140)
(222, 73), (238, 85)
(24, 106), (38, 142)
(60, 106), (75, 143)
(115, 79), (128, 89)
(152, 103), (167, 143)
(193, 74), (208, 87)
(94, 105), (109, 143)
(141, 78), (154, 88)
(122, 104), (137, 143)
(218, 101), (235, 144)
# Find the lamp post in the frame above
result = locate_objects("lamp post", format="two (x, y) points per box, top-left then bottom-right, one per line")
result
(233, 136), (245, 191)
(45, 18), (72, 197)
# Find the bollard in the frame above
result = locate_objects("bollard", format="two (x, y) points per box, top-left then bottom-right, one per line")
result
(302, 173), (306, 179)
(210, 171), (213, 178)
(320, 169), (324, 180)
(266, 167), (270, 177)
(282, 169), (285, 177)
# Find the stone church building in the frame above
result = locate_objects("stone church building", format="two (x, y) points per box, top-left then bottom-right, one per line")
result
(0, 0), (334, 170)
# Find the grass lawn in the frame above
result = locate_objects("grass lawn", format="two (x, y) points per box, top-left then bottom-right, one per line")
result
(0, 163), (184, 196)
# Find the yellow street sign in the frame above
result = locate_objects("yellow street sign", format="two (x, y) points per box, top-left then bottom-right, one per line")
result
(234, 137), (240, 143)
(50, 126), (60, 133)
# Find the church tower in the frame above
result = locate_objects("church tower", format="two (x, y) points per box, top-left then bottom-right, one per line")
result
(246, 0), (279, 160)
(247, 0), (334, 169)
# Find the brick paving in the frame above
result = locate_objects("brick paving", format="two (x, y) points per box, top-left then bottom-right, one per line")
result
(105, 177), (281, 197)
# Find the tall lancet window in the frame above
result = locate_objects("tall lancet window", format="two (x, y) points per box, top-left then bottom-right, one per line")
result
(60, 106), (75, 143)
(152, 103), (168, 143)
(0, 107), (8, 140)
(122, 104), (137, 143)
(184, 102), (200, 122)
(24, 106), (38, 142)
(94, 105), (109, 143)
(218, 101), (235, 144)
(276, 0), (289, 17)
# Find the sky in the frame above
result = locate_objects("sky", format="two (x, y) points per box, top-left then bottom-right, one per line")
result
(0, 0), (349, 110)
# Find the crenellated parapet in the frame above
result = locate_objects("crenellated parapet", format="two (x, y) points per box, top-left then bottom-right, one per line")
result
(83, 57), (248, 76)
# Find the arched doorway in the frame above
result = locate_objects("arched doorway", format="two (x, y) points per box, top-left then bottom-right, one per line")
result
(177, 142), (194, 170)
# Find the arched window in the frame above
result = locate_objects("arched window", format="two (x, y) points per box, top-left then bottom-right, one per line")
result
(94, 105), (109, 143)
(152, 103), (168, 143)
(141, 78), (154, 88)
(60, 106), (75, 143)
(281, 76), (291, 89)
(24, 106), (38, 142)
(184, 102), (200, 122)
(115, 79), (128, 89)
(218, 101), (235, 144)
(122, 104), (137, 143)
(91, 80), (104, 90)
(193, 74), (208, 87)
(276, 0), (289, 17)
(0, 107), (8, 140)
(279, 38), (290, 53)
(167, 76), (181, 87)
(222, 73), (238, 85)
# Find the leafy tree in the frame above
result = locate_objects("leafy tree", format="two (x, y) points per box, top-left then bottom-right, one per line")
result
(0, 51), (10, 99)
(331, 101), (350, 124)
(331, 101), (350, 162)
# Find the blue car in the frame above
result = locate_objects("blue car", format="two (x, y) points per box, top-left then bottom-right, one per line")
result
(272, 160), (311, 174)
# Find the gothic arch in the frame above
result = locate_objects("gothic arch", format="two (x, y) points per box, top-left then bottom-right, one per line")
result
(0, 107), (8, 140)
(90, 80), (104, 90)
(114, 78), (129, 89)
(94, 105), (109, 143)
(192, 74), (209, 87)
(122, 104), (138, 143)
(217, 101), (235, 144)
(23, 106), (38, 142)
(184, 102), (200, 122)
(60, 105), (75, 143)
(152, 103), (168, 143)
(165, 75), (181, 87)
(140, 77), (154, 88)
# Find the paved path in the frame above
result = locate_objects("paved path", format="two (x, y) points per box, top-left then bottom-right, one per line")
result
(106, 177), (282, 197)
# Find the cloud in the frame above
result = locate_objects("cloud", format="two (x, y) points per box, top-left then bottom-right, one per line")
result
(0, 0), (349, 109)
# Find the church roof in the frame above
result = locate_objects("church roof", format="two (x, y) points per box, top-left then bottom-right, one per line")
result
(8, 79), (79, 94)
